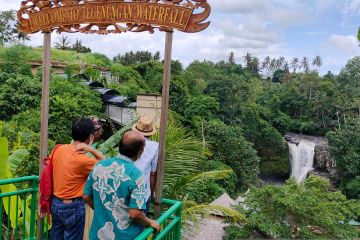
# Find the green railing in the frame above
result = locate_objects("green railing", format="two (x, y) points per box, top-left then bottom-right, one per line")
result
(0, 176), (182, 240)
(136, 198), (183, 240)
(0, 176), (39, 240)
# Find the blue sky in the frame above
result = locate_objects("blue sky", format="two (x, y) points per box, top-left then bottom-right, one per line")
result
(2, 0), (360, 74)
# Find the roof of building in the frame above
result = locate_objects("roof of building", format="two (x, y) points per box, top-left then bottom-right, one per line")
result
(210, 193), (235, 208)
(78, 81), (104, 88)
(95, 88), (120, 96)
(103, 95), (129, 106)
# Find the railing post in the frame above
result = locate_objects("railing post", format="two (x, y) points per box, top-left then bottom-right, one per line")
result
(176, 201), (182, 240)
(29, 178), (38, 239)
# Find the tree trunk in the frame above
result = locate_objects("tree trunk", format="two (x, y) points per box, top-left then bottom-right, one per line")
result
(201, 119), (206, 154)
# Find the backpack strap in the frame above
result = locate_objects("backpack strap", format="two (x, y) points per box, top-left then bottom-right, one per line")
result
(49, 144), (63, 164)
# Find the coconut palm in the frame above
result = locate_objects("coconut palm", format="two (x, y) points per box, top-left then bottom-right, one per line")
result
(251, 57), (260, 75)
(291, 57), (299, 73)
(312, 55), (322, 69)
(301, 57), (310, 73)
(278, 56), (286, 69)
(54, 35), (71, 50)
(261, 56), (271, 72)
(243, 53), (252, 70)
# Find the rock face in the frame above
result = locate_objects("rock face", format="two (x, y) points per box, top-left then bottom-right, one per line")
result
(285, 133), (339, 186)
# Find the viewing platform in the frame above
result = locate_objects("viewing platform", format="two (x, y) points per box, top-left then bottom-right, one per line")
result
(0, 176), (182, 240)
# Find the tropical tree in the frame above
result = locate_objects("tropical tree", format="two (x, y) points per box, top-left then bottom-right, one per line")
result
(243, 53), (252, 71)
(312, 55), (322, 69)
(261, 56), (271, 73)
(54, 35), (71, 50)
(278, 56), (286, 69)
(225, 176), (360, 239)
(327, 118), (360, 198)
(301, 57), (310, 73)
(0, 10), (29, 45)
(228, 51), (235, 65)
(71, 39), (91, 53)
(291, 57), (299, 73)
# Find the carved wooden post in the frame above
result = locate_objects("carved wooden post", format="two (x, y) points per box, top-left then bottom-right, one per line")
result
(155, 31), (173, 217)
(37, 31), (51, 240)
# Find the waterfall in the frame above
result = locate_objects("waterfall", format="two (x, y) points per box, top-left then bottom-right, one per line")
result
(288, 140), (316, 182)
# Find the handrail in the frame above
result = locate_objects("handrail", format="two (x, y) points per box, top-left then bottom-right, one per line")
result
(0, 175), (39, 185)
(136, 198), (182, 240)
(0, 176), (182, 240)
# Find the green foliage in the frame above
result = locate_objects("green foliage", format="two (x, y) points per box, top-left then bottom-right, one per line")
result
(343, 176), (360, 200)
(327, 118), (360, 199)
(84, 66), (100, 81)
(113, 50), (160, 66)
(0, 10), (29, 45)
(184, 95), (219, 121)
(132, 61), (163, 92)
(169, 75), (191, 115)
(11, 77), (103, 143)
(0, 73), (40, 120)
(0, 121), (54, 177)
(152, 120), (204, 188)
(226, 176), (360, 239)
(0, 45), (33, 76)
(0, 137), (33, 236)
(204, 120), (260, 191)
(71, 39), (91, 53)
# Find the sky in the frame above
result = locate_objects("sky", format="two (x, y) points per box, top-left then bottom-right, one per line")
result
(1, 0), (360, 74)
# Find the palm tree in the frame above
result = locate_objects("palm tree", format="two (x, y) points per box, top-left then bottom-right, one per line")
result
(312, 56), (322, 69)
(301, 57), (310, 73)
(261, 56), (271, 71)
(228, 51), (235, 65)
(243, 53), (252, 70)
(251, 57), (260, 75)
(55, 35), (71, 50)
(290, 57), (299, 73)
(278, 56), (286, 69)
(284, 62), (290, 73)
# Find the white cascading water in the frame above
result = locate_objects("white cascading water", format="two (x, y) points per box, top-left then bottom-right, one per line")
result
(288, 140), (316, 182)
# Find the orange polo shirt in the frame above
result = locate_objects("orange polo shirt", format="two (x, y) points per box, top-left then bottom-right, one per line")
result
(52, 144), (97, 199)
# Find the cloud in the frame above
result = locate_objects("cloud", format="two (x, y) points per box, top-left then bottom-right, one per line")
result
(219, 21), (278, 49)
(343, 0), (360, 18)
(212, 0), (268, 13)
(329, 34), (360, 53)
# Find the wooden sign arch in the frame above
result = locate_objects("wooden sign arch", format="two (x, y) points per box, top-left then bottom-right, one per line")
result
(17, 0), (211, 34)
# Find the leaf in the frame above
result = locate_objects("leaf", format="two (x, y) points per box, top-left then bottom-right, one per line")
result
(0, 138), (32, 235)
(0, 137), (9, 178)
(8, 149), (30, 174)
(97, 118), (139, 156)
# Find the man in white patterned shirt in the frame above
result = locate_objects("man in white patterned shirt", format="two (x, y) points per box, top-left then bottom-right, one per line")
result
(132, 116), (159, 214)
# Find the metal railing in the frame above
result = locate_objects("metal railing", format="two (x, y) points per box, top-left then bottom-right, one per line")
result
(136, 199), (183, 240)
(0, 176), (39, 240)
(0, 176), (182, 240)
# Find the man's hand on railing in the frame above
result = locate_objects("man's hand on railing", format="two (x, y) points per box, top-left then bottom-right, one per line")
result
(149, 219), (160, 232)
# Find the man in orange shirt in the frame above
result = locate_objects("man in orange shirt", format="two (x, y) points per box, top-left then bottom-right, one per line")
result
(51, 118), (105, 240)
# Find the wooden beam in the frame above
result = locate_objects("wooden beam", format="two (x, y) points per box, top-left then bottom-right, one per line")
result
(155, 31), (173, 217)
(37, 31), (51, 240)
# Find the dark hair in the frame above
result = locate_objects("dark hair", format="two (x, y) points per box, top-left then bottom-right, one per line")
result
(119, 137), (144, 159)
(72, 118), (95, 142)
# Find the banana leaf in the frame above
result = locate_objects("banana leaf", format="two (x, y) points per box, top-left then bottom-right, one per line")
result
(0, 138), (32, 235)
(8, 149), (30, 174)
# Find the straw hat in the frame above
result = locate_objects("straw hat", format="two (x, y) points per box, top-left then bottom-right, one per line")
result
(132, 116), (157, 137)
